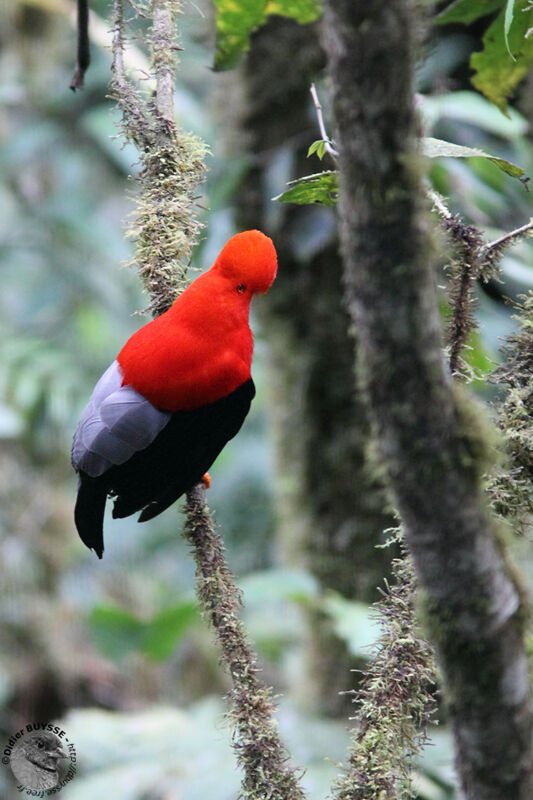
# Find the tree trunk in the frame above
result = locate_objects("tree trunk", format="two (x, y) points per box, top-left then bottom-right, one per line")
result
(322, 0), (533, 797)
(233, 17), (395, 715)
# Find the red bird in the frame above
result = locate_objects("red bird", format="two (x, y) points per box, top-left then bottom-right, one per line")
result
(72, 230), (277, 558)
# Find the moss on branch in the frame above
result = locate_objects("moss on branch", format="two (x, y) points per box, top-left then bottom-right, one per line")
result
(184, 486), (307, 800)
(334, 534), (437, 800)
(110, 0), (206, 315)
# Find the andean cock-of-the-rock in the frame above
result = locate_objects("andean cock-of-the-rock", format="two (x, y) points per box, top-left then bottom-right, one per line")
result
(72, 230), (278, 558)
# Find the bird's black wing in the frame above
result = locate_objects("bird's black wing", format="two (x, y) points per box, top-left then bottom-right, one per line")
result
(74, 378), (255, 557)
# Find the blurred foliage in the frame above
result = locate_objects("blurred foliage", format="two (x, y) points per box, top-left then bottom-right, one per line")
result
(1, 1), (533, 799)
(212, 0), (321, 69)
(88, 599), (199, 662)
(471, 1), (533, 115)
(274, 170), (339, 206)
(275, 136), (526, 205)
(421, 135), (525, 177)
(438, 0), (533, 114)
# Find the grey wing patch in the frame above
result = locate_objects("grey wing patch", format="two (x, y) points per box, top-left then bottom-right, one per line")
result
(89, 360), (123, 406)
(72, 360), (171, 477)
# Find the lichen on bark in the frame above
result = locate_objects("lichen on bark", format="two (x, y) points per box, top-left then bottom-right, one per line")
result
(110, 0), (207, 316)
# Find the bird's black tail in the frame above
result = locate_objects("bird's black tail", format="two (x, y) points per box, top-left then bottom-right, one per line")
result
(74, 474), (107, 559)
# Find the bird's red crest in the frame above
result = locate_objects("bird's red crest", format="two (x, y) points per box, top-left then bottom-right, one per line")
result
(214, 230), (277, 295)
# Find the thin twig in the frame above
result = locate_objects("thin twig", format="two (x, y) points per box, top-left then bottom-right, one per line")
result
(70, 0), (90, 90)
(310, 83), (339, 160)
(111, 0), (126, 85)
(480, 219), (533, 261)
(152, 0), (176, 122)
(431, 202), (484, 376)
(126, 0), (148, 17)
(447, 228), (483, 376)
(427, 188), (453, 220)
(427, 190), (485, 375)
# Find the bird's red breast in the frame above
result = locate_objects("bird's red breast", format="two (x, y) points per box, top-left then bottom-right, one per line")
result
(117, 230), (277, 412)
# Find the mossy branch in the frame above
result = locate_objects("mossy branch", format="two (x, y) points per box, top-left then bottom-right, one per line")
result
(480, 219), (533, 269)
(430, 191), (533, 377)
(110, 0), (207, 316)
(151, 0), (178, 122)
(110, 3), (306, 797)
(430, 198), (533, 528)
(333, 533), (437, 800)
(489, 292), (533, 525)
(429, 191), (484, 376)
(184, 486), (307, 800)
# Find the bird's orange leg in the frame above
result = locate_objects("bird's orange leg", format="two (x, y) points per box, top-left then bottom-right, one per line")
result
(201, 472), (211, 489)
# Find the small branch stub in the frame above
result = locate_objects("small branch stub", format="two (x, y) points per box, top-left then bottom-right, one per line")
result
(70, 0), (91, 90)
(310, 83), (339, 161)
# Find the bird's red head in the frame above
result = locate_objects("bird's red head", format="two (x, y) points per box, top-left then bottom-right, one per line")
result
(213, 230), (277, 295)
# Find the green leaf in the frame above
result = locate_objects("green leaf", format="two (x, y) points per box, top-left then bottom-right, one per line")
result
(276, 135), (525, 210)
(308, 139), (327, 159)
(88, 601), (199, 662)
(437, 0), (504, 25)
(142, 602), (198, 661)
(471, 1), (533, 115)
(504, 0), (517, 59)
(213, 0), (322, 70)
(88, 605), (146, 661)
(421, 136), (525, 178)
(273, 171), (339, 206)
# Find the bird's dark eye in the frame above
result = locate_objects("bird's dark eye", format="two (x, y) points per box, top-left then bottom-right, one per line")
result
(236, 284), (246, 293)
(38, 741), (45, 749)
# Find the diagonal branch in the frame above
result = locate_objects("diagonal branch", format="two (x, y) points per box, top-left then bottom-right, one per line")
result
(184, 486), (307, 800)
(480, 219), (533, 266)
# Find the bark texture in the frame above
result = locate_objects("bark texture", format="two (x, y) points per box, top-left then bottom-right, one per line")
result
(322, 0), (533, 797)
(234, 18), (395, 715)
